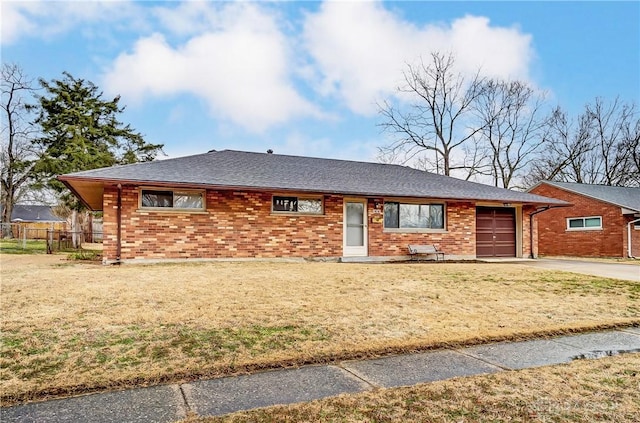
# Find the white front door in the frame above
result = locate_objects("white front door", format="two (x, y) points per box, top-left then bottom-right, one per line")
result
(343, 199), (368, 257)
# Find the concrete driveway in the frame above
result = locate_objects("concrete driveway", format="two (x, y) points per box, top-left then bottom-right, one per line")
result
(522, 258), (639, 282)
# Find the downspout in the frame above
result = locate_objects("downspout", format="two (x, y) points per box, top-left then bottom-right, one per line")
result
(627, 217), (640, 259)
(116, 184), (122, 264)
(529, 206), (550, 259)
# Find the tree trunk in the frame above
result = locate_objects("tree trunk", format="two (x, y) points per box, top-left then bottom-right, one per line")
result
(71, 209), (81, 249)
(86, 210), (93, 243)
(1, 201), (14, 238)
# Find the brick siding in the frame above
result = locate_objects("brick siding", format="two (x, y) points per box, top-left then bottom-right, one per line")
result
(522, 204), (536, 258)
(104, 186), (344, 261)
(529, 183), (638, 257)
(102, 185), (535, 261)
(367, 200), (477, 257)
(625, 215), (640, 258)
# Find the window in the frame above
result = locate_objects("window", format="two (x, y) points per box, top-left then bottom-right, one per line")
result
(272, 195), (323, 214)
(384, 202), (445, 229)
(140, 189), (204, 210)
(566, 216), (602, 230)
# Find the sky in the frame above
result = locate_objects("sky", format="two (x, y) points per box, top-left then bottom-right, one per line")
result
(2, 0), (639, 164)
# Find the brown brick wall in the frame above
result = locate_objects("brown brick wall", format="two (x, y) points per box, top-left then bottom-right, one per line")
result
(103, 186), (344, 261)
(367, 200), (477, 256)
(624, 215), (640, 258)
(529, 183), (631, 257)
(522, 205), (536, 258)
(102, 185), (535, 261)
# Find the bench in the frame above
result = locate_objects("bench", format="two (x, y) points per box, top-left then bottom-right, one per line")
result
(408, 244), (445, 261)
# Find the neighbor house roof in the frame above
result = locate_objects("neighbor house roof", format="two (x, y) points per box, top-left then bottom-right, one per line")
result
(8, 205), (65, 222)
(532, 181), (640, 213)
(59, 150), (569, 210)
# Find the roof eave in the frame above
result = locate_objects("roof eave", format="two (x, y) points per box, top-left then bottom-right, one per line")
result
(59, 175), (570, 209)
(534, 181), (639, 212)
(59, 177), (99, 211)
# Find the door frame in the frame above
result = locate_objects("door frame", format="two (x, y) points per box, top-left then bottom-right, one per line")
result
(343, 198), (368, 257)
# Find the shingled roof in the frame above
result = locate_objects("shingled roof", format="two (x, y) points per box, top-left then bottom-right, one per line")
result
(8, 205), (65, 222)
(59, 150), (568, 210)
(535, 181), (640, 213)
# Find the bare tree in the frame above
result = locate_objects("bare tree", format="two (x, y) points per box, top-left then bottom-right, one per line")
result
(524, 99), (640, 187)
(378, 52), (487, 178)
(523, 106), (594, 186)
(621, 116), (640, 186)
(474, 80), (548, 189)
(584, 98), (639, 186)
(1, 64), (38, 237)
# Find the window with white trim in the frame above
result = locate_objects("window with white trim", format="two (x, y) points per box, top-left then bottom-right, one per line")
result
(272, 195), (323, 214)
(384, 202), (445, 229)
(566, 216), (602, 230)
(140, 189), (204, 210)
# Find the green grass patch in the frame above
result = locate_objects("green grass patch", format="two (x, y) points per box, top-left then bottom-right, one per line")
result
(67, 249), (101, 261)
(0, 239), (101, 257)
(0, 239), (47, 254)
(0, 324), (330, 382)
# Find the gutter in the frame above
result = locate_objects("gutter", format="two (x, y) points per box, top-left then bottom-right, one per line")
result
(628, 217), (640, 259)
(116, 184), (122, 264)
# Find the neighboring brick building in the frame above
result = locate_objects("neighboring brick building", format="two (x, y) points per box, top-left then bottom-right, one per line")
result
(529, 181), (640, 258)
(59, 150), (565, 264)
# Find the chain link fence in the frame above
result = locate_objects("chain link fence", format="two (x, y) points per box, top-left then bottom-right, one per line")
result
(1, 223), (102, 253)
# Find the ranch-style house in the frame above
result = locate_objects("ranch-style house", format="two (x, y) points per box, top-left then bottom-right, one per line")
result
(59, 149), (568, 264)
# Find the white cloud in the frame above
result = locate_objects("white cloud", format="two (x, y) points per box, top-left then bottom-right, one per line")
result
(152, 0), (225, 37)
(103, 3), (321, 132)
(280, 131), (332, 157)
(303, 1), (535, 115)
(263, 131), (377, 163)
(1, 0), (144, 45)
(3, 0), (537, 134)
(449, 16), (532, 80)
(1, 2), (36, 44)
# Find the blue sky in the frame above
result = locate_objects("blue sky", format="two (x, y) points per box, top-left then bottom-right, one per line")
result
(2, 1), (639, 163)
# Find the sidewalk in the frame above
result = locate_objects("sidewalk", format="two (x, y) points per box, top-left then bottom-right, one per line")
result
(3, 327), (640, 423)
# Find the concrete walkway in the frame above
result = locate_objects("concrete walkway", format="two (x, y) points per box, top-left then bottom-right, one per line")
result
(2, 327), (639, 423)
(521, 258), (640, 282)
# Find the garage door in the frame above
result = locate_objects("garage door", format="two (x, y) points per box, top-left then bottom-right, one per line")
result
(476, 207), (516, 258)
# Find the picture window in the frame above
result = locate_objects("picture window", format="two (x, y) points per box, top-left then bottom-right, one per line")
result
(384, 202), (445, 229)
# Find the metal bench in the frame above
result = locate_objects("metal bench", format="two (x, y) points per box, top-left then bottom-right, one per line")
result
(408, 244), (445, 261)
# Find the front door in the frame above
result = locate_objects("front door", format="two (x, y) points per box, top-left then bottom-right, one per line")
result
(476, 207), (516, 257)
(343, 199), (368, 257)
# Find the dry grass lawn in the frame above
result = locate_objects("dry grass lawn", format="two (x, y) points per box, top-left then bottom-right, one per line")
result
(1, 253), (639, 406)
(195, 353), (640, 423)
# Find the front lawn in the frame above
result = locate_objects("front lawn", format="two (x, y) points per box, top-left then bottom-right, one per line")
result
(1, 254), (638, 405)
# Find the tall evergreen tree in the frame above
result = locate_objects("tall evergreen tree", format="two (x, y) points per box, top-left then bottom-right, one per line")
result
(33, 72), (163, 246)
(34, 71), (163, 207)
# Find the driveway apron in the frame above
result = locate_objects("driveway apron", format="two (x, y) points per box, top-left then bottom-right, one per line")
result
(521, 258), (640, 281)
